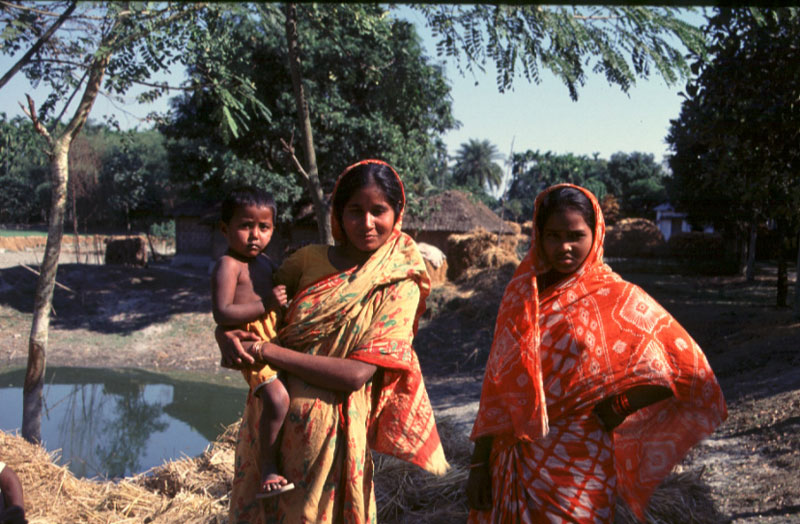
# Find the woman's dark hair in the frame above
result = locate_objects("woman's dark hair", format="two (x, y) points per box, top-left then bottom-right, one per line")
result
(221, 186), (277, 224)
(332, 162), (404, 228)
(536, 186), (596, 234)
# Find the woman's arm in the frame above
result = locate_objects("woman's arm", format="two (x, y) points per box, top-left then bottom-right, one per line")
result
(466, 436), (494, 511)
(255, 340), (377, 392)
(216, 329), (376, 392)
(594, 385), (674, 432)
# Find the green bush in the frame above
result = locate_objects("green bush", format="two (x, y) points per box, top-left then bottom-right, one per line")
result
(149, 220), (175, 239)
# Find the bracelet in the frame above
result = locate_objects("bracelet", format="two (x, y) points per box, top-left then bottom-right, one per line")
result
(252, 341), (265, 361)
(468, 462), (488, 469)
(612, 393), (634, 417)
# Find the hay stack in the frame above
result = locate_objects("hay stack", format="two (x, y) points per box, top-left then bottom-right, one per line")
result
(0, 427), (231, 523)
(2, 416), (722, 524)
(605, 218), (666, 258)
(446, 228), (519, 281)
(417, 242), (448, 287)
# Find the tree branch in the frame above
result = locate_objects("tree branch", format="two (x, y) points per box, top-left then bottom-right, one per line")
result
(52, 67), (89, 126)
(21, 95), (52, 146)
(0, 0), (101, 19)
(0, 0), (77, 90)
(280, 137), (310, 181)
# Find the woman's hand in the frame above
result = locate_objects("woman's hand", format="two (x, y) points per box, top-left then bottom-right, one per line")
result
(215, 327), (259, 369)
(466, 463), (492, 511)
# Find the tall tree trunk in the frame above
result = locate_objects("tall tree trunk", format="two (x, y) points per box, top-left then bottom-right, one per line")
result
(794, 230), (800, 320)
(22, 49), (111, 443)
(284, 3), (332, 245)
(776, 223), (788, 308)
(745, 221), (757, 282)
(22, 140), (70, 443)
(71, 178), (81, 263)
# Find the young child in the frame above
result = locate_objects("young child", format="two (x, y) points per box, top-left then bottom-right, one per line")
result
(211, 186), (293, 498)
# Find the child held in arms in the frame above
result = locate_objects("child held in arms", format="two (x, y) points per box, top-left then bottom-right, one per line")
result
(211, 186), (293, 498)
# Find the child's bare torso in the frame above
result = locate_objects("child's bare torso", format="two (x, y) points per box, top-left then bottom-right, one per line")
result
(228, 254), (275, 305)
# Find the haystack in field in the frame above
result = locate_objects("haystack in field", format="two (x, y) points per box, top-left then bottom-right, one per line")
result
(0, 427), (231, 523)
(446, 228), (519, 281)
(605, 217), (667, 258)
(417, 242), (448, 287)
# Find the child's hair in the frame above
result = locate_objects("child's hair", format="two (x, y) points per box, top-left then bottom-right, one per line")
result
(221, 186), (277, 224)
(536, 186), (596, 235)
(332, 162), (404, 229)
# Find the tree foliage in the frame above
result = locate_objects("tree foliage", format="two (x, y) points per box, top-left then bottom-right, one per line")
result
(667, 8), (800, 236)
(451, 138), (503, 193)
(0, 114), (49, 222)
(162, 4), (456, 224)
(666, 7), (800, 308)
(414, 5), (705, 96)
(503, 150), (667, 222)
(506, 150), (607, 221)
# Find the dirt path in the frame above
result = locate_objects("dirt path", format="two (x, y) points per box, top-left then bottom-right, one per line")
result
(1, 255), (798, 522)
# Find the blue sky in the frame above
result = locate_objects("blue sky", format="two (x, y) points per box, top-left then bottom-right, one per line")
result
(0, 5), (704, 166)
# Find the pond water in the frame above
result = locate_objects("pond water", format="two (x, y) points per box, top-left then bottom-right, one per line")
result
(0, 367), (246, 480)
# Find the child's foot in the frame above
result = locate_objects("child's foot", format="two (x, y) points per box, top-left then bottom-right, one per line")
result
(255, 472), (295, 499)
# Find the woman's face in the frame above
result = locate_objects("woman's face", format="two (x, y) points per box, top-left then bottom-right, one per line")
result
(540, 207), (593, 274)
(340, 183), (396, 255)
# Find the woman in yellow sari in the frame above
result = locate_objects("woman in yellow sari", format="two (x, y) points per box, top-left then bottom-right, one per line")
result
(217, 159), (448, 524)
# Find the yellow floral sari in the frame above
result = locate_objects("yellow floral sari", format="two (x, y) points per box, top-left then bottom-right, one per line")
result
(229, 160), (448, 524)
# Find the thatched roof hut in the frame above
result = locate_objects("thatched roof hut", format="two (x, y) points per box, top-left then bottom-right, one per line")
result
(402, 190), (514, 254)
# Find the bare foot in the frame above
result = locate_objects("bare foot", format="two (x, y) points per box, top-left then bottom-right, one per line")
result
(255, 467), (295, 499)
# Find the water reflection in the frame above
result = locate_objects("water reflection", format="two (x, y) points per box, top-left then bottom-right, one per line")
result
(0, 367), (245, 479)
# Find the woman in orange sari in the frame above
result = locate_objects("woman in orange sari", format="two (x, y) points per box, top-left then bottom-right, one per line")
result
(466, 184), (727, 523)
(217, 159), (448, 524)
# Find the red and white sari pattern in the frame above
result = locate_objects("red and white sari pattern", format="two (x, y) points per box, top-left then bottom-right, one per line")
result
(470, 184), (727, 522)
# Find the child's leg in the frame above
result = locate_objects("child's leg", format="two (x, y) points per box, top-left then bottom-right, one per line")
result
(256, 376), (291, 495)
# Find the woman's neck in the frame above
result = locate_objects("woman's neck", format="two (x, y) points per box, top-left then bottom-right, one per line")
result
(328, 244), (371, 271)
(537, 270), (570, 291)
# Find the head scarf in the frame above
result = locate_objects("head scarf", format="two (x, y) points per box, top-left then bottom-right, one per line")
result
(472, 183), (606, 440)
(330, 158), (406, 244)
(471, 184), (726, 518)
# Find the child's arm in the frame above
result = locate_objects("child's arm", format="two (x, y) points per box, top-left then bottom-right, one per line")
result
(212, 257), (266, 326)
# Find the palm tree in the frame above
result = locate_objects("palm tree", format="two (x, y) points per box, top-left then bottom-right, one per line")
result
(452, 139), (504, 191)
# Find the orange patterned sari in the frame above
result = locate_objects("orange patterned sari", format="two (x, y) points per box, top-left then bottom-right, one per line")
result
(229, 160), (448, 524)
(470, 184), (727, 523)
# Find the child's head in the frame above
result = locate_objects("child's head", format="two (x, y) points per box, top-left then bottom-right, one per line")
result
(332, 161), (404, 253)
(536, 186), (596, 274)
(220, 186), (277, 258)
(221, 186), (277, 225)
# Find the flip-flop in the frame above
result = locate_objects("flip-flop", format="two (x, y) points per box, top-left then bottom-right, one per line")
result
(255, 481), (295, 499)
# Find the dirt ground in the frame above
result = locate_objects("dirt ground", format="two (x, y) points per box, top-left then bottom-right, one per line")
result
(1, 247), (798, 523)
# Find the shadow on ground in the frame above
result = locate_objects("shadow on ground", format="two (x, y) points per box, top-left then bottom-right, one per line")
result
(0, 262), (209, 335)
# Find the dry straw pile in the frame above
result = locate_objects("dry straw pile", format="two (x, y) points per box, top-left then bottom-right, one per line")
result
(2, 416), (721, 524)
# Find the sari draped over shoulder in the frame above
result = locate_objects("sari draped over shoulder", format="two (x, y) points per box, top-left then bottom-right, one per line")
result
(229, 160), (448, 524)
(470, 184), (727, 523)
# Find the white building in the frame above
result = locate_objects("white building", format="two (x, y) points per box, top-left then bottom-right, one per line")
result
(654, 202), (713, 241)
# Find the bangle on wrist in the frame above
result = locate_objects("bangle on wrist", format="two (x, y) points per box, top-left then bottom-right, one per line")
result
(252, 341), (265, 362)
(611, 393), (634, 417)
